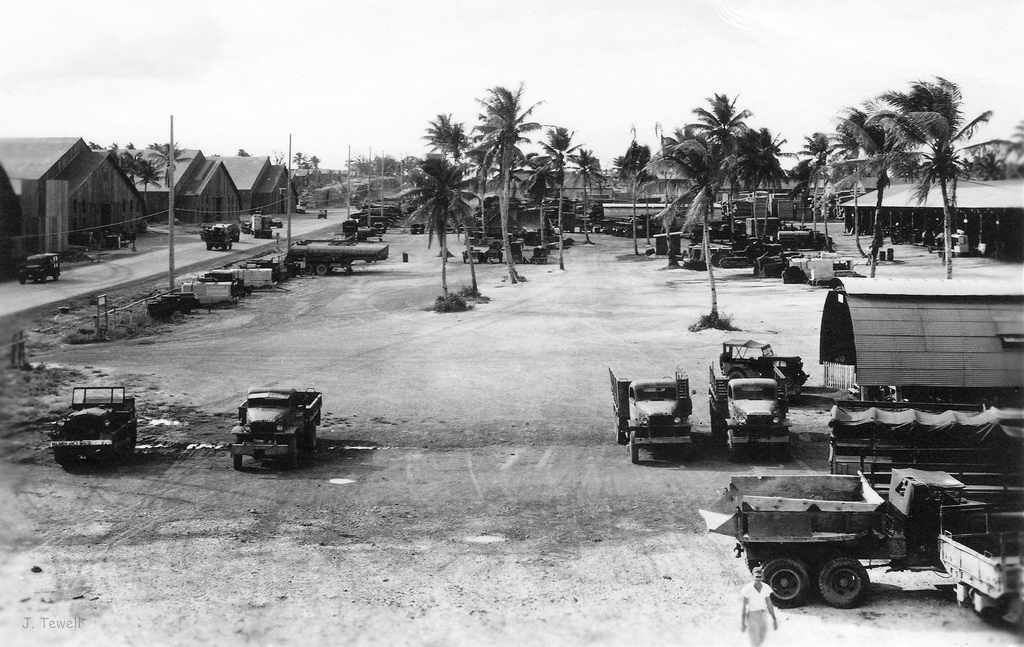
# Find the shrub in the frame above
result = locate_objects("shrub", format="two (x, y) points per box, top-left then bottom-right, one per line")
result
(432, 293), (471, 313)
(688, 311), (738, 332)
(456, 285), (491, 304)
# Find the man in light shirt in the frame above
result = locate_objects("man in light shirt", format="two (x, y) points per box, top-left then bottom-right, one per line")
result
(741, 566), (778, 646)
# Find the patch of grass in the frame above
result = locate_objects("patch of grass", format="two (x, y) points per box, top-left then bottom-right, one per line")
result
(688, 311), (739, 332)
(456, 285), (491, 303)
(432, 293), (472, 313)
(62, 309), (165, 345)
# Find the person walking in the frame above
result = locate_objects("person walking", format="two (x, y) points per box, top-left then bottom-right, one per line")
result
(741, 565), (778, 646)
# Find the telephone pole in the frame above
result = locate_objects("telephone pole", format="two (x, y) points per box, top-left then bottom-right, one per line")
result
(286, 134), (292, 250)
(167, 116), (176, 291)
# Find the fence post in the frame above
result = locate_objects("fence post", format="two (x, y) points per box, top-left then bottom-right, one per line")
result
(10, 330), (26, 369)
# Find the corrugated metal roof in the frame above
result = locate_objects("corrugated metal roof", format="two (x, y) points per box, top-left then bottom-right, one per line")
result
(839, 179), (1024, 210)
(0, 137), (83, 179)
(845, 293), (1024, 387)
(838, 278), (1023, 297)
(54, 150), (107, 193)
(253, 165), (286, 194)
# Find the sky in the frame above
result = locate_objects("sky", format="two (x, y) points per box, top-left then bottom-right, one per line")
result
(2, 0), (1022, 171)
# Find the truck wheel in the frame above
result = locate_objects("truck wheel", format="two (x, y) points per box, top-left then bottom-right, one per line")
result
(818, 558), (869, 609)
(676, 443), (692, 461)
(726, 369), (746, 381)
(207, 244), (213, 250)
(763, 557), (811, 608)
(53, 448), (75, 468)
(232, 454), (243, 470)
(629, 438), (640, 464)
(315, 263), (329, 276)
(774, 442), (792, 462)
(727, 438), (744, 463)
(18, 277), (26, 285)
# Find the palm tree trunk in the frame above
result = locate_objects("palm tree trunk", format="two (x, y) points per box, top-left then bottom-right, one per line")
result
(940, 178), (954, 279)
(869, 181), (885, 278)
(583, 182), (592, 245)
(441, 234), (449, 294)
(704, 199), (718, 318)
(853, 173), (866, 258)
(631, 181), (639, 255)
(557, 184), (565, 270)
(464, 222), (477, 294)
(499, 150), (518, 284)
(645, 193), (651, 244)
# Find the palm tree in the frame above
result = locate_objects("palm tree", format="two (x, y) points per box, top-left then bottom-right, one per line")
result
(798, 133), (831, 238)
(649, 129), (732, 327)
(875, 77), (995, 278)
(569, 149), (602, 245)
(424, 115), (479, 293)
(404, 157), (474, 295)
(424, 114), (470, 162)
(146, 143), (188, 188)
(475, 83), (542, 284)
(522, 153), (556, 248)
(540, 127), (580, 270)
(613, 137), (651, 255)
(735, 127), (791, 238)
(688, 93), (752, 211)
(293, 152), (309, 169)
(831, 105), (918, 275)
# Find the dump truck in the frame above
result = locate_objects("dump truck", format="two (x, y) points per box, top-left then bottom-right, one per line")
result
(201, 224), (234, 250)
(285, 240), (389, 276)
(718, 340), (808, 399)
(708, 366), (791, 461)
(700, 469), (1024, 622)
(229, 388), (322, 470)
(48, 387), (137, 466)
(610, 368), (694, 463)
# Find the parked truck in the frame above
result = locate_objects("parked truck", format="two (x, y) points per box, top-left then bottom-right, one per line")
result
(700, 469), (1023, 622)
(718, 340), (809, 399)
(17, 253), (61, 284)
(610, 368), (694, 463)
(229, 388), (322, 470)
(48, 387), (137, 466)
(201, 224), (234, 250)
(708, 366), (791, 461)
(249, 212), (275, 239)
(285, 240), (389, 276)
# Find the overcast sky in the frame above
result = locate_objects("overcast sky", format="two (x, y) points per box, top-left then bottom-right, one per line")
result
(2, 0), (1021, 171)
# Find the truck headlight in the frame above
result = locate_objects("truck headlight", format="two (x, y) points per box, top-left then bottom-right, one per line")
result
(56, 419), (64, 427)
(639, 416), (649, 427)
(738, 414), (747, 424)
(104, 419), (111, 427)
(276, 423), (284, 432)
(772, 416), (780, 424)
(673, 417), (682, 424)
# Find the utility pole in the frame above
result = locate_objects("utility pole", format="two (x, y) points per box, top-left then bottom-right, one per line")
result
(167, 115), (176, 291)
(380, 152), (385, 222)
(347, 146), (351, 220)
(286, 134), (292, 251)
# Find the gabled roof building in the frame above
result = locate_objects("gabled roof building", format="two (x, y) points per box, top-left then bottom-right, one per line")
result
(0, 137), (144, 264)
(214, 156), (289, 214)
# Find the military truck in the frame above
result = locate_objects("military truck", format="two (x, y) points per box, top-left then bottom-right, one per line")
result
(201, 224), (234, 250)
(609, 368), (694, 463)
(250, 212), (274, 239)
(718, 340), (808, 399)
(49, 387), (137, 467)
(146, 291), (200, 318)
(708, 366), (791, 461)
(700, 469), (1024, 621)
(229, 388), (322, 470)
(17, 253), (61, 284)
(285, 240), (389, 276)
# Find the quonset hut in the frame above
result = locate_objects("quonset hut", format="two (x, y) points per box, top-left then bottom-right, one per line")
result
(819, 278), (1024, 407)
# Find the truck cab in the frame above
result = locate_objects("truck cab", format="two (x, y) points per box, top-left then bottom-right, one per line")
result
(230, 388), (322, 470)
(719, 339), (808, 399)
(49, 387), (137, 466)
(709, 367), (791, 462)
(18, 253), (61, 284)
(201, 224), (234, 250)
(610, 368), (694, 464)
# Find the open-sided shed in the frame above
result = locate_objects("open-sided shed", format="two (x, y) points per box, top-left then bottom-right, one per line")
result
(819, 278), (1024, 406)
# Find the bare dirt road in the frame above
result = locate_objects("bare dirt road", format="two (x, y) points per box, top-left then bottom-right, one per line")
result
(1, 229), (1021, 647)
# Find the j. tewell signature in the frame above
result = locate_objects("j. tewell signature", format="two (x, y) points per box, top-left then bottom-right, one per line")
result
(22, 617), (83, 629)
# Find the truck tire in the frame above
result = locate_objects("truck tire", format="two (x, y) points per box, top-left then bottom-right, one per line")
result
(232, 454), (243, 470)
(762, 557), (812, 608)
(726, 369), (746, 381)
(675, 443), (692, 461)
(774, 442), (792, 462)
(287, 437), (298, 469)
(53, 448), (75, 468)
(818, 558), (869, 609)
(315, 263), (329, 276)
(629, 439), (639, 464)
(727, 433), (745, 462)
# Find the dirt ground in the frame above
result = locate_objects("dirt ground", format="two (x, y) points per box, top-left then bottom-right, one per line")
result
(1, 226), (1021, 647)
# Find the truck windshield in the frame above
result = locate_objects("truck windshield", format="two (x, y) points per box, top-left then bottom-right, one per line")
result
(732, 384), (776, 400)
(248, 397), (291, 408)
(636, 386), (676, 401)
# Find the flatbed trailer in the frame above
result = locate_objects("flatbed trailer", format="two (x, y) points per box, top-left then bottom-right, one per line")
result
(285, 240), (389, 276)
